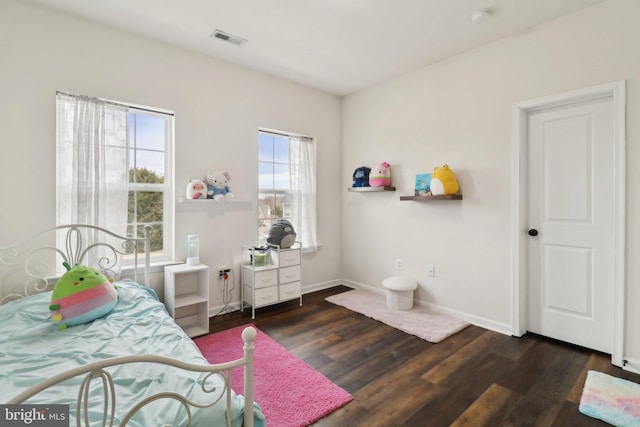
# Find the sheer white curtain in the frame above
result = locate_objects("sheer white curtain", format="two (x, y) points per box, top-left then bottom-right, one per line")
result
(289, 135), (318, 252)
(56, 92), (129, 242)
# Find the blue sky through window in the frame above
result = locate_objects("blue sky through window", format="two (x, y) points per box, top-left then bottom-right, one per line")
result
(128, 112), (166, 180)
(259, 132), (289, 190)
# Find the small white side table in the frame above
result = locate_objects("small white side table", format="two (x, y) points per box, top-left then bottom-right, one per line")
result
(164, 263), (210, 337)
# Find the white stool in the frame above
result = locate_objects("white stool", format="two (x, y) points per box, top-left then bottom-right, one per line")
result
(382, 276), (417, 310)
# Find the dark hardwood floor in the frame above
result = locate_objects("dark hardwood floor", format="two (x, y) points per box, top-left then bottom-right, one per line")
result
(209, 285), (640, 426)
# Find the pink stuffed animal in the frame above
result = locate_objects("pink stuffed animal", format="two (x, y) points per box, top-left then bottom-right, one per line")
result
(369, 162), (391, 186)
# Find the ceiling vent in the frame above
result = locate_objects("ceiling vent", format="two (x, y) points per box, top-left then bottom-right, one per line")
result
(210, 29), (247, 46)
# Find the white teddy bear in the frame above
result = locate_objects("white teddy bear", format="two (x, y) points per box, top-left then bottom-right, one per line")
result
(204, 171), (234, 201)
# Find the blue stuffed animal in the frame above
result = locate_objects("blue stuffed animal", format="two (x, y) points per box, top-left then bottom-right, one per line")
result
(352, 166), (371, 187)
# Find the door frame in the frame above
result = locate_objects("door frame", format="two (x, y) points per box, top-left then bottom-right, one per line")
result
(511, 81), (626, 366)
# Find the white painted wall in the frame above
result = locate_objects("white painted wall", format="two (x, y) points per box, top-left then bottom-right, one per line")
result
(3, 0), (640, 369)
(0, 0), (342, 306)
(341, 0), (640, 364)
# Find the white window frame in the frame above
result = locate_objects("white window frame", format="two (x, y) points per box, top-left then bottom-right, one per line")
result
(127, 107), (174, 265)
(258, 128), (317, 251)
(55, 93), (174, 266)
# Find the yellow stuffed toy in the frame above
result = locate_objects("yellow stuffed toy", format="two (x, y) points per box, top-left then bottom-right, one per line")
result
(430, 164), (459, 195)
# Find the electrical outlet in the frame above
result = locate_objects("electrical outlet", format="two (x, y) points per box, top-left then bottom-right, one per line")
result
(218, 266), (230, 278)
(395, 258), (403, 270)
(427, 265), (435, 277)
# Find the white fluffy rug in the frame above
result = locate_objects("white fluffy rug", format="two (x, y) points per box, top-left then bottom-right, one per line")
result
(325, 289), (470, 343)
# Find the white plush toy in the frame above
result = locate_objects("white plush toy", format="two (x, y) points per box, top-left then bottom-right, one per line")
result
(186, 179), (207, 199)
(204, 171), (234, 201)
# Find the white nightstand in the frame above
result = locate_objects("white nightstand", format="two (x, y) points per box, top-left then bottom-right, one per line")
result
(164, 264), (210, 337)
(241, 243), (302, 319)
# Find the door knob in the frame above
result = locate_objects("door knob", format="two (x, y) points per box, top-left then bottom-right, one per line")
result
(528, 229), (538, 237)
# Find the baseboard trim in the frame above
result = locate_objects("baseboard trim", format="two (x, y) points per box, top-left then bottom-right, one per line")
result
(302, 279), (345, 294)
(208, 302), (241, 317)
(340, 279), (512, 336)
(209, 279), (346, 317)
(623, 357), (640, 374)
(209, 279), (511, 336)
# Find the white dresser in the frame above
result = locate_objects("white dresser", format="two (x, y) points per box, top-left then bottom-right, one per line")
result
(241, 243), (302, 319)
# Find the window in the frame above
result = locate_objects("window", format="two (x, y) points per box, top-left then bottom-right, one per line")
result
(127, 109), (172, 258)
(56, 92), (173, 265)
(258, 129), (318, 251)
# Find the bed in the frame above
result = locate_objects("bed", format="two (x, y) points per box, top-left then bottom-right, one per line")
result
(0, 224), (264, 427)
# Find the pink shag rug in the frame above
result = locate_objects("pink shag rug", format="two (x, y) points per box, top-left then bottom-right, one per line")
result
(194, 324), (352, 427)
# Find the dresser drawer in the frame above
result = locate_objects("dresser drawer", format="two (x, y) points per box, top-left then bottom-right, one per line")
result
(272, 249), (300, 267)
(253, 286), (279, 307)
(243, 267), (278, 289)
(279, 281), (301, 301)
(279, 265), (301, 284)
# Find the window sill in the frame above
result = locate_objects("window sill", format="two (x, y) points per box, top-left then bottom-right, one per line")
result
(121, 260), (178, 276)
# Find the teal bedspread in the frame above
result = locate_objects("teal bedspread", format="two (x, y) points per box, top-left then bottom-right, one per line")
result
(0, 281), (264, 427)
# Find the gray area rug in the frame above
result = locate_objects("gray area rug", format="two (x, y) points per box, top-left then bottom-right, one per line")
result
(325, 289), (470, 343)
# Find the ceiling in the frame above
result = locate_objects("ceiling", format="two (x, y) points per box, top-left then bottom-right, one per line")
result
(24, 0), (607, 96)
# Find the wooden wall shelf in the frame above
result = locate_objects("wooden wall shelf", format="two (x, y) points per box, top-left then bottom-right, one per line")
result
(400, 194), (463, 201)
(348, 186), (396, 192)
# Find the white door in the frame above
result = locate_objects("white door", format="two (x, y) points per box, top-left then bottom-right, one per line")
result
(526, 95), (615, 353)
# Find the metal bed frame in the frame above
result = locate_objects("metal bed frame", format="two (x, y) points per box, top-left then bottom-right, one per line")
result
(0, 224), (255, 427)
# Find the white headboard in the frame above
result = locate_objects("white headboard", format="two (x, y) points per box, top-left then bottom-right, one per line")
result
(0, 224), (150, 304)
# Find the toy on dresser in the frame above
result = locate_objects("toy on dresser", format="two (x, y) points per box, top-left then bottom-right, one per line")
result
(204, 171), (234, 201)
(267, 219), (296, 249)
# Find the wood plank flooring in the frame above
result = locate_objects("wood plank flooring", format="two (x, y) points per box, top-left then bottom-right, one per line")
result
(208, 285), (640, 426)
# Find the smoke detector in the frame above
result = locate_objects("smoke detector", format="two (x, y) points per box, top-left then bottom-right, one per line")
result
(470, 9), (492, 24)
(210, 29), (247, 46)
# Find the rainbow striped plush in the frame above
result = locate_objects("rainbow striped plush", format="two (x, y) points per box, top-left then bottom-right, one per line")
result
(49, 264), (118, 330)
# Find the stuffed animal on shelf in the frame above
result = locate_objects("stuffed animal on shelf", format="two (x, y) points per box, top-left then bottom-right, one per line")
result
(369, 162), (391, 187)
(186, 179), (207, 200)
(267, 219), (297, 249)
(352, 166), (371, 187)
(49, 263), (118, 330)
(204, 171), (234, 201)
(430, 164), (460, 195)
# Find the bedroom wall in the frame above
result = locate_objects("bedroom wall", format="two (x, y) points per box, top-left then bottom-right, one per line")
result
(0, 0), (342, 307)
(341, 0), (640, 366)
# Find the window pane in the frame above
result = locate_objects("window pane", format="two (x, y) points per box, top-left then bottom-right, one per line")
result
(135, 150), (165, 182)
(259, 162), (274, 189)
(273, 136), (289, 163)
(281, 193), (293, 219)
(141, 223), (163, 253)
(258, 133), (273, 162)
(258, 193), (275, 220)
(132, 114), (165, 151)
(258, 218), (274, 243)
(273, 163), (289, 189)
(105, 146), (128, 183)
(126, 223), (163, 254)
(129, 164), (165, 184)
(128, 191), (163, 223)
(104, 109), (127, 148)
